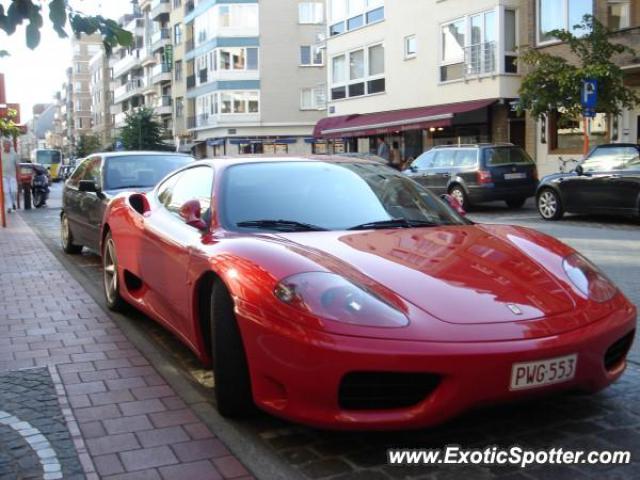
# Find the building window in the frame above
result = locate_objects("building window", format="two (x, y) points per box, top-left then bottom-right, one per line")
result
(299, 2), (324, 24)
(175, 60), (183, 81)
(195, 91), (259, 126)
(537, 0), (593, 44)
(439, 8), (513, 82)
(300, 86), (327, 110)
(330, 0), (384, 36)
(300, 45), (324, 66)
(194, 4), (259, 47)
(549, 111), (609, 152)
(175, 97), (184, 118)
(608, 1), (630, 30)
(174, 23), (182, 45)
(331, 43), (385, 100)
(173, 0), (181, 7)
(75, 63), (82, 73)
(404, 35), (416, 58)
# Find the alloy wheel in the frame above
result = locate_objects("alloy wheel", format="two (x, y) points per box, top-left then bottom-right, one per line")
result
(103, 239), (118, 304)
(538, 191), (558, 219)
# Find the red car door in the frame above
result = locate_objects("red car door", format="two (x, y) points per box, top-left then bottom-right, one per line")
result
(141, 166), (215, 334)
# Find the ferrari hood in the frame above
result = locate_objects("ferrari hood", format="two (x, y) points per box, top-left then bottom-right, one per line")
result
(271, 225), (576, 325)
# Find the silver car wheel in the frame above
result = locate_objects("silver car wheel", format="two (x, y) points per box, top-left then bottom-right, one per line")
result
(538, 191), (558, 219)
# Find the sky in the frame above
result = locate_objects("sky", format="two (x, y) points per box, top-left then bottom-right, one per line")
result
(0, 0), (133, 122)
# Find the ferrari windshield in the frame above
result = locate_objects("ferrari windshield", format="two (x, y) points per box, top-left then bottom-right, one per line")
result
(222, 161), (468, 231)
(104, 155), (192, 190)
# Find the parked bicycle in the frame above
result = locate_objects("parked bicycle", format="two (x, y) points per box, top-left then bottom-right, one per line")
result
(558, 156), (579, 173)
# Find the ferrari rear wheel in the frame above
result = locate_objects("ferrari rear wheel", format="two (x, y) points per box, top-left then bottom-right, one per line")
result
(211, 281), (255, 418)
(102, 232), (126, 312)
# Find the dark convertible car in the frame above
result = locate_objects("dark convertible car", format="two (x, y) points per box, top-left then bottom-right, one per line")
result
(61, 152), (193, 254)
(536, 144), (640, 221)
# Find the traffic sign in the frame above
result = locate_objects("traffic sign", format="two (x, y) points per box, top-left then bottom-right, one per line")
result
(581, 79), (598, 111)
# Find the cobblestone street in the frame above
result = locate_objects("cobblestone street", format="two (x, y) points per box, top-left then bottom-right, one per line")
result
(2, 184), (636, 480)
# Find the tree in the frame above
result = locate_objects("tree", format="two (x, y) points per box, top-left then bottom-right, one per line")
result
(518, 15), (639, 121)
(75, 133), (101, 158)
(0, 109), (21, 138)
(0, 0), (133, 57)
(120, 107), (167, 151)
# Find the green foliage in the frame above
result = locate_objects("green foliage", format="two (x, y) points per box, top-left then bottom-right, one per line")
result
(0, 109), (21, 138)
(75, 133), (102, 158)
(518, 15), (639, 120)
(0, 0), (133, 56)
(120, 107), (167, 151)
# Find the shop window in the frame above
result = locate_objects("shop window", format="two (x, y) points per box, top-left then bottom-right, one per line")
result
(548, 111), (609, 152)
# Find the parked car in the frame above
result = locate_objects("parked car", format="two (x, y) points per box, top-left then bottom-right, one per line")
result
(404, 144), (538, 209)
(100, 156), (635, 430)
(61, 152), (193, 254)
(537, 143), (640, 221)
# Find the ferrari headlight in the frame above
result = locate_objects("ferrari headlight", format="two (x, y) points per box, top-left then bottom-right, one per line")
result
(274, 272), (409, 328)
(563, 253), (617, 303)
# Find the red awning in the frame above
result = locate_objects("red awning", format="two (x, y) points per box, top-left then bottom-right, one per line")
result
(313, 98), (498, 139)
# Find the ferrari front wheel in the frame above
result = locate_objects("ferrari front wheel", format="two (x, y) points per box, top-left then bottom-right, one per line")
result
(211, 281), (255, 418)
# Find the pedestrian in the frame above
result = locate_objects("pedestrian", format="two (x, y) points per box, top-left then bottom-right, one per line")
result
(390, 141), (402, 170)
(1, 140), (18, 214)
(376, 136), (390, 163)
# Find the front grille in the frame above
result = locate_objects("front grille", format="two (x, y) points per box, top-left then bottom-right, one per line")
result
(604, 330), (635, 371)
(338, 372), (440, 411)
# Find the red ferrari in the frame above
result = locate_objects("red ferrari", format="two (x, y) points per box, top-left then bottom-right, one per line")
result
(101, 157), (636, 430)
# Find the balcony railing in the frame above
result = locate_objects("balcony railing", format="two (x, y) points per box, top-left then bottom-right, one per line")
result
(150, 0), (170, 20)
(157, 96), (173, 108)
(152, 63), (173, 83)
(112, 49), (142, 78)
(463, 41), (496, 76)
(114, 78), (144, 101)
(151, 28), (171, 51)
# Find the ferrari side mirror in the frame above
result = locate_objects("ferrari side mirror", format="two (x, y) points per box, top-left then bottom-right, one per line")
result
(179, 199), (208, 230)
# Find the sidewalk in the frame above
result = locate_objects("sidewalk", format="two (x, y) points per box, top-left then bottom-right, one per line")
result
(0, 214), (253, 480)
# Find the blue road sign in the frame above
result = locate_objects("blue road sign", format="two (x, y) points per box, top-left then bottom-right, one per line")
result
(581, 79), (598, 111)
(115, 140), (124, 151)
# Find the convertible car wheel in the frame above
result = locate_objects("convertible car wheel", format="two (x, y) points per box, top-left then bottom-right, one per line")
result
(61, 213), (83, 254)
(537, 188), (564, 220)
(211, 281), (255, 418)
(102, 232), (126, 312)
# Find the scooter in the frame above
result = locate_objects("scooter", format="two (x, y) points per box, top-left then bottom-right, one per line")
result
(31, 163), (50, 208)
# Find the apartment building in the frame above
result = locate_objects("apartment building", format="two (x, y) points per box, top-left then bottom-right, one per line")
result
(71, 35), (103, 149)
(530, 0), (640, 175)
(183, 0), (327, 157)
(90, 48), (113, 146)
(170, 0), (188, 144)
(315, 0), (526, 159)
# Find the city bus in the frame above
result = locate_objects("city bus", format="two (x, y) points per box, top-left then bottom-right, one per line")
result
(31, 149), (63, 181)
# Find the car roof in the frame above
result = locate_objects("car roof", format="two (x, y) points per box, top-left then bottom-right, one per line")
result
(94, 151), (193, 158)
(192, 155), (386, 169)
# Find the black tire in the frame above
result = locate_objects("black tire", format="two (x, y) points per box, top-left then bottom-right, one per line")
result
(505, 197), (527, 209)
(211, 281), (255, 418)
(23, 187), (31, 210)
(102, 232), (127, 312)
(448, 185), (469, 210)
(61, 213), (83, 254)
(33, 191), (45, 208)
(537, 188), (564, 221)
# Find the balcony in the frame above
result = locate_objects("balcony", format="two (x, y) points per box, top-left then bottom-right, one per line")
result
(152, 63), (173, 84)
(113, 49), (142, 78)
(186, 74), (196, 89)
(113, 78), (145, 103)
(150, 0), (170, 20)
(155, 95), (173, 116)
(186, 38), (195, 53)
(151, 29), (171, 52)
(463, 41), (496, 77)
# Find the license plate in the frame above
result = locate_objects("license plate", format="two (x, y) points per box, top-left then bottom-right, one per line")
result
(504, 172), (526, 180)
(510, 354), (577, 391)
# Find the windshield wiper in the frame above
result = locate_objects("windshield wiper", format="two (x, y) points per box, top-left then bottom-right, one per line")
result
(236, 219), (328, 232)
(348, 218), (437, 230)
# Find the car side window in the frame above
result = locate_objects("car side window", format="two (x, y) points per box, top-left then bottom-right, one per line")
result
(454, 149), (477, 167)
(67, 159), (89, 188)
(432, 150), (455, 168)
(582, 147), (627, 173)
(158, 167), (215, 221)
(412, 151), (434, 170)
(82, 157), (102, 186)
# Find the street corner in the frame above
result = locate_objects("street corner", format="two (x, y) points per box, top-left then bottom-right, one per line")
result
(0, 367), (85, 480)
